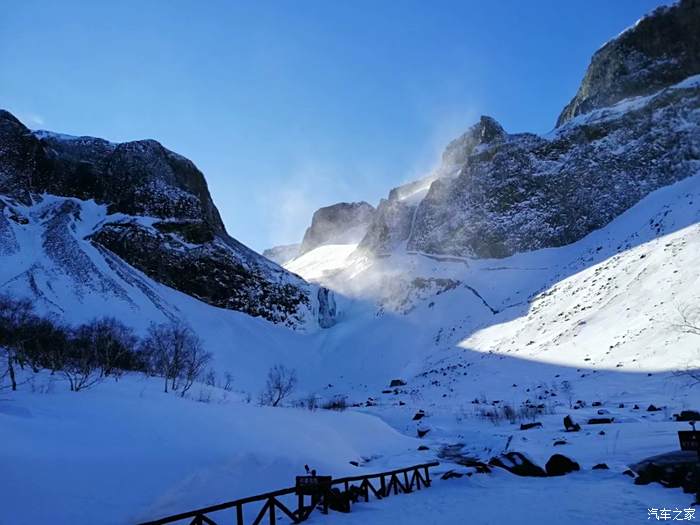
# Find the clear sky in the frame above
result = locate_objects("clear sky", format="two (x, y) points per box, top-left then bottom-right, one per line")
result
(1, 0), (670, 252)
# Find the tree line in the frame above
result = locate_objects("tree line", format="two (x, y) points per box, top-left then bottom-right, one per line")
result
(0, 293), (211, 394)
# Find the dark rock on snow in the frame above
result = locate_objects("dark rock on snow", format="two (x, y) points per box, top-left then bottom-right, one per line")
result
(489, 452), (547, 477)
(520, 422), (543, 431)
(674, 410), (700, 421)
(545, 454), (581, 476)
(588, 417), (615, 425)
(564, 415), (581, 432)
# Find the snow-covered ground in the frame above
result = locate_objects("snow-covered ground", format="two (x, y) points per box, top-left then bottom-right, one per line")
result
(1, 372), (419, 525)
(307, 473), (691, 525)
(4, 170), (700, 522)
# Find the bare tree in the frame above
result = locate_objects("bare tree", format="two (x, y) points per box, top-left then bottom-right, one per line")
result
(0, 294), (33, 391)
(560, 380), (575, 409)
(142, 321), (203, 394)
(672, 304), (700, 384)
(79, 317), (138, 378)
(222, 371), (234, 392)
(63, 328), (103, 392)
(18, 315), (69, 374)
(260, 364), (298, 407)
(178, 341), (212, 398)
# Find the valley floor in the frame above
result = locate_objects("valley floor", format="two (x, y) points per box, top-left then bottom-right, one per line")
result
(307, 472), (691, 525)
(3, 369), (699, 524)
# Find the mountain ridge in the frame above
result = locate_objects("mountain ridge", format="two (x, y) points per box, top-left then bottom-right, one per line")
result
(0, 111), (336, 329)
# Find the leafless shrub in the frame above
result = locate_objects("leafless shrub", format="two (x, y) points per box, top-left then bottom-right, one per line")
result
(222, 371), (234, 392)
(321, 395), (348, 411)
(259, 364), (297, 407)
(142, 321), (210, 395)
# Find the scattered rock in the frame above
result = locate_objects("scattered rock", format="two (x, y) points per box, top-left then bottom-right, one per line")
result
(545, 454), (581, 476)
(520, 422), (543, 431)
(647, 404), (662, 412)
(489, 452), (547, 477)
(389, 379), (407, 387)
(599, 430), (606, 436)
(597, 409), (610, 415)
(593, 463), (609, 470)
(592, 401), (603, 407)
(553, 440), (568, 446)
(417, 428), (430, 438)
(417, 445), (429, 451)
(631, 451), (700, 493)
(588, 417), (614, 425)
(674, 410), (700, 422)
(441, 470), (464, 480)
(413, 410), (426, 421)
(563, 415), (581, 432)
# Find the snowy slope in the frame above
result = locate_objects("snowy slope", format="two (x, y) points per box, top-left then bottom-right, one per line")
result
(1, 372), (417, 525)
(286, 172), (700, 399)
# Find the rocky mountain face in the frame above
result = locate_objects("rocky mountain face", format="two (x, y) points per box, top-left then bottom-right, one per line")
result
(357, 0), (700, 259)
(299, 201), (375, 254)
(0, 111), (335, 328)
(557, 0), (700, 126)
(262, 243), (300, 265)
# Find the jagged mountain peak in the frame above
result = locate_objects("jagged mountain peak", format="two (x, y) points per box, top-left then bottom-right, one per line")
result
(439, 115), (506, 177)
(352, 1), (700, 260)
(557, 0), (700, 126)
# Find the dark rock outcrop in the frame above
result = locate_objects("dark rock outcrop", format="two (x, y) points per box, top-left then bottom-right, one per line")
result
(357, 2), (700, 259)
(557, 0), (700, 126)
(0, 111), (335, 328)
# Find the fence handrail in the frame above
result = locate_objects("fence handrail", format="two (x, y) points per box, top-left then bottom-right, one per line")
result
(331, 461), (439, 485)
(138, 461), (439, 525)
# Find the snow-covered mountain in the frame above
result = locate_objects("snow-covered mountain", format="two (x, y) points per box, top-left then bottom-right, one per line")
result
(280, 0), (700, 395)
(0, 110), (336, 330)
(5, 2), (700, 524)
(297, 0), (696, 260)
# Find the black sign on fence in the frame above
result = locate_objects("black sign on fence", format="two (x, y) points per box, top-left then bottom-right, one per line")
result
(295, 475), (332, 496)
(678, 431), (700, 451)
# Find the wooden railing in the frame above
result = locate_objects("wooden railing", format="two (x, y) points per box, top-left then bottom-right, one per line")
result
(138, 461), (439, 525)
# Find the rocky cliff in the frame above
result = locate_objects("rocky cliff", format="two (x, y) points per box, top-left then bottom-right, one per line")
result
(357, 0), (700, 259)
(0, 111), (335, 328)
(299, 201), (375, 254)
(557, 0), (700, 126)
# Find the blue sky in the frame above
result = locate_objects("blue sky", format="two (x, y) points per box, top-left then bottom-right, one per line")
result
(1, 0), (670, 251)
